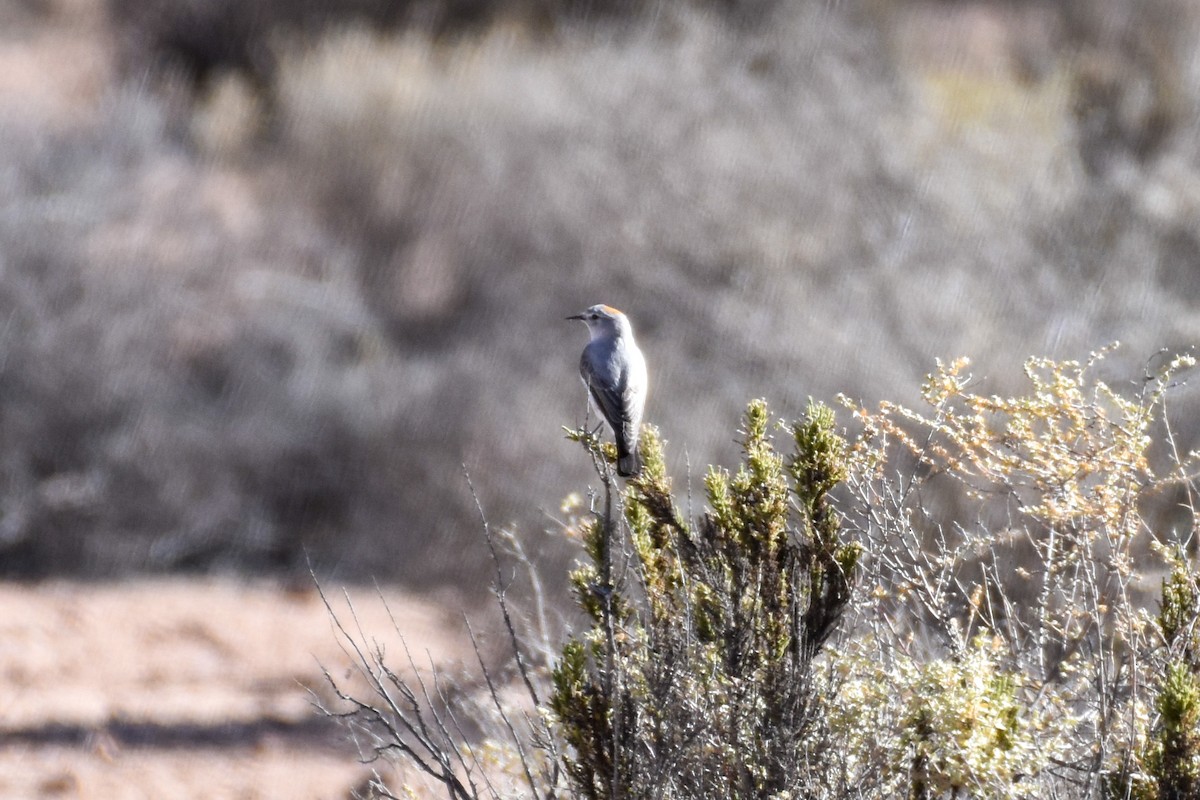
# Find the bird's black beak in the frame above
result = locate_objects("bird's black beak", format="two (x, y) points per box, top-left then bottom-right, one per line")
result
(566, 313), (585, 321)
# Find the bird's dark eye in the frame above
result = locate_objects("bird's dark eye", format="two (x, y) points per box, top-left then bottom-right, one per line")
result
(589, 314), (598, 320)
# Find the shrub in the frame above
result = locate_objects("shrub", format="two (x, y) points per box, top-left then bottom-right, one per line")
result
(552, 399), (859, 797)
(320, 346), (1200, 800)
(18, 0), (1200, 583)
(105, 0), (784, 99)
(831, 634), (1063, 799)
(1114, 554), (1200, 800)
(844, 346), (1198, 796)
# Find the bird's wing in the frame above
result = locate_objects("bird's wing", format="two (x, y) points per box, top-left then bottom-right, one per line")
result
(581, 355), (629, 428)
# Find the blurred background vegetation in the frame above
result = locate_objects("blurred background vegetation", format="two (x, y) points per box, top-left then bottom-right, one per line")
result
(1, 0), (1197, 588)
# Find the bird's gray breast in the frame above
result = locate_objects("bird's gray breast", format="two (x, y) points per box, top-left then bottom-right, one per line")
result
(581, 339), (626, 389)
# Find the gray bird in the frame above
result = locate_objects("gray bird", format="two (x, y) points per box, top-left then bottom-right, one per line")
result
(568, 304), (648, 477)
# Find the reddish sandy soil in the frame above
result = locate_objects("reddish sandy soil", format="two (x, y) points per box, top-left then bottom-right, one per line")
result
(0, 579), (476, 799)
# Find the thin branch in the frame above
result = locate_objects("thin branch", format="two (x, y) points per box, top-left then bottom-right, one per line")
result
(464, 466), (544, 709)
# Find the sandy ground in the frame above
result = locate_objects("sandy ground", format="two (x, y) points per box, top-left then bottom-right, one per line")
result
(0, 579), (477, 799)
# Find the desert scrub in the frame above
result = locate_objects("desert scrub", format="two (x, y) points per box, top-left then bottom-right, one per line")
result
(830, 634), (1074, 799)
(843, 345), (1198, 796)
(555, 399), (861, 798)
(1109, 553), (1200, 800)
(319, 346), (1199, 799)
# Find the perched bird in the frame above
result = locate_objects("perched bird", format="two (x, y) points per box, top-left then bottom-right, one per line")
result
(568, 304), (648, 477)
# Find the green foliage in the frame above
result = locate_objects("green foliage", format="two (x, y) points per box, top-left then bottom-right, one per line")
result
(832, 635), (1065, 799)
(551, 639), (613, 799)
(847, 348), (1200, 798)
(902, 642), (1037, 797)
(1151, 661), (1200, 799)
(553, 399), (859, 798)
(557, 351), (1200, 800)
(324, 349), (1200, 799)
(1160, 555), (1200, 667)
(1130, 555), (1200, 800)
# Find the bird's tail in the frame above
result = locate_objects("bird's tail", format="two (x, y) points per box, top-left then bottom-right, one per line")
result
(617, 441), (642, 478)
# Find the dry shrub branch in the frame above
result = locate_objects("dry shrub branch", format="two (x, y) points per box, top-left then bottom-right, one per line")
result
(842, 345), (1199, 798)
(321, 346), (1200, 799)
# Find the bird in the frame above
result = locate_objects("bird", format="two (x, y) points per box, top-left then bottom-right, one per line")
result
(567, 304), (648, 477)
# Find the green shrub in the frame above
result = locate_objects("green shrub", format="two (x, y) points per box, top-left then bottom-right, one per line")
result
(1118, 555), (1200, 800)
(553, 399), (860, 798)
(321, 347), (1200, 800)
(846, 347), (1197, 797)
